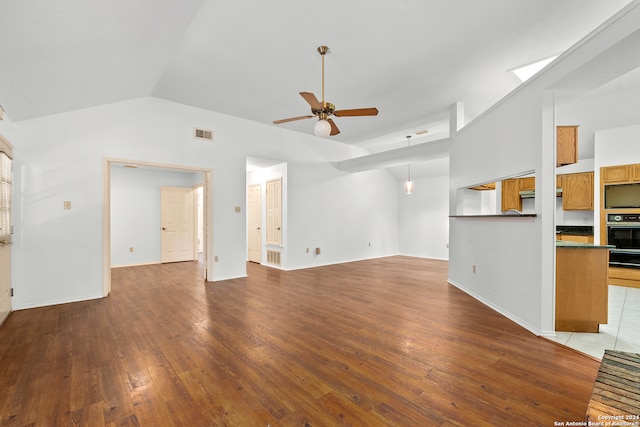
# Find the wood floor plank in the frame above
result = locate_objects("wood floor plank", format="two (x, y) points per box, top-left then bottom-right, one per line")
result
(0, 256), (601, 425)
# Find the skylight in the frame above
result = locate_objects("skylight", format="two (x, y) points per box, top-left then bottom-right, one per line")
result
(509, 54), (559, 82)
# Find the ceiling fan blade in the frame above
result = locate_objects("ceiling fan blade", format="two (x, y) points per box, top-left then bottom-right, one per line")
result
(273, 115), (314, 124)
(328, 119), (340, 136)
(334, 107), (379, 117)
(300, 92), (323, 110)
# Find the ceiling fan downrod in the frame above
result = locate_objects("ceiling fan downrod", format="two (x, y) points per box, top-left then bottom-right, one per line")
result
(318, 46), (329, 106)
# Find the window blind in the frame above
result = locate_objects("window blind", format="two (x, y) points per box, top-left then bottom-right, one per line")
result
(0, 151), (11, 237)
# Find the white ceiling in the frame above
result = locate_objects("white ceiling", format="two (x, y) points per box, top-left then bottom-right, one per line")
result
(0, 0), (633, 159)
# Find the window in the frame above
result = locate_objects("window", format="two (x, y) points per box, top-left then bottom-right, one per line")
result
(0, 150), (11, 238)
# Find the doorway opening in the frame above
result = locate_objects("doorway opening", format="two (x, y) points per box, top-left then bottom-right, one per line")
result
(102, 158), (213, 296)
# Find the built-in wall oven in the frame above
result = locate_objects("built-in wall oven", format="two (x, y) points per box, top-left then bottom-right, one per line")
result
(607, 213), (640, 268)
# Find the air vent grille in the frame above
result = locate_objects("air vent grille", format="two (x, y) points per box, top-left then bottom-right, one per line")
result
(194, 128), (213, 141)
(267, 249), (281, 265)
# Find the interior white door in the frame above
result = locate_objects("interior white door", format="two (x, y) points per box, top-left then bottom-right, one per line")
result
(248, 184), (262, 263)
(266, 178), (282, 245)
(161, 186), (195, 263)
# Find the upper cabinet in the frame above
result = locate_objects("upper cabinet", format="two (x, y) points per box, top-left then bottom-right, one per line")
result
(469, 182), (496, 191)
(519, 177), (535, 192)
(501, 179), (522, 212)
(557, 126), (578, 167)
(601, 164), (640, 184)
(560, 171), (594, 210)
(602, 165), (630, 183)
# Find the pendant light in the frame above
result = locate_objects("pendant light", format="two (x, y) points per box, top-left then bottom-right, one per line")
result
(404, 136), (414, 194)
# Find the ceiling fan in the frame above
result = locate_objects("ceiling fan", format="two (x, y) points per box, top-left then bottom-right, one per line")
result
(273, 45), (379, 138)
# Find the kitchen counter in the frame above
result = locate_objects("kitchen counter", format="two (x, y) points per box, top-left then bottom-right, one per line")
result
(555, 241), (613, 249)
(556, 225), (593, 236)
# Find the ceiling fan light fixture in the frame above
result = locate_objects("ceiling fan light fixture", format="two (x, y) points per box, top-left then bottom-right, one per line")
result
(314, 119), (331, 137)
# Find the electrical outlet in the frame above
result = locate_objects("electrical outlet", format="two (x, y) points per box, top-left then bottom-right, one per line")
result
(306, 248), (309, 253)
(472, 265), (476, 273)
(315, 248), (321, 255)
(214, 256), (219, 262)
(129, 247), (134, 252)
(63, 201), (71, 210)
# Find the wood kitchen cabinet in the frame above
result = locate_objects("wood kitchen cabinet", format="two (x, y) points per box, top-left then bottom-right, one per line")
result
(518, 177), (535, 191)
(556, 245), (609, 332)
(602, 164), (630, 183)
(557, 126), (578, 167)
(469, 182), (496, 191)
(556, 234), (594, 243)
(561, 171), (594, 210)
(501, 179), (522, 212)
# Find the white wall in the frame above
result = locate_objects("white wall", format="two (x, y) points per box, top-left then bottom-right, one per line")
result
(399, 174), (449, 260)
(286, 163), (400, 268)
(10, 96), (401, 309)
(110, 166), (201, 267)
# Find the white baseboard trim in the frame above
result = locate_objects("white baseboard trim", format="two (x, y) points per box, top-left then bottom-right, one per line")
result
(282, 253), (400, 272)
(209, 273), (248, 282)
(13, 293), (104, 311)
(447, 278), (543, 337)
(111, 261), (161, 268)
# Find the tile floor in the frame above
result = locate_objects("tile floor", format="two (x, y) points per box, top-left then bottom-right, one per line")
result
(547, 285), (640, 359)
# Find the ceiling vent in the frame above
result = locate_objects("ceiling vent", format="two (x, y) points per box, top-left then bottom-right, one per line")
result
(194, 128), (214, 141)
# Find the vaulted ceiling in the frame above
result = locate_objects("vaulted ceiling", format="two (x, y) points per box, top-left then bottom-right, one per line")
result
(0, 0), (633, 154)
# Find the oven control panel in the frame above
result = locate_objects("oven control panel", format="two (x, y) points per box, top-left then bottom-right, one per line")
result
(608, 213), (640, 224)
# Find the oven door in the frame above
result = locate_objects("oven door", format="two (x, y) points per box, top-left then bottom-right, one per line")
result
(607, 225), (640, 250)
(609, 249), (640, 269)
(607, 225), (640, 269)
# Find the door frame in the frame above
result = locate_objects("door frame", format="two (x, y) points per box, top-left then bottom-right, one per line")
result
(102, 157), (213, 296)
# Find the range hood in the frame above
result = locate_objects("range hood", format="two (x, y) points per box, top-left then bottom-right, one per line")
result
(519, 188), (562, 199)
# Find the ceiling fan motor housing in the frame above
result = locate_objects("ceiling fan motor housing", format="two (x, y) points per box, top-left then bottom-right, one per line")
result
(312, 102), (335, 117)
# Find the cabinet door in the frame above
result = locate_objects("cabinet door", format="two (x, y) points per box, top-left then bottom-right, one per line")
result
(557, 126), (578, 167)
(501, 179), (522, 212)
(519, 177), (535, 191)
(559, 234), (593, 243)
(632, 164), (640, 182)
(563, 171), (593, 210)
(602, 165), (629, 183)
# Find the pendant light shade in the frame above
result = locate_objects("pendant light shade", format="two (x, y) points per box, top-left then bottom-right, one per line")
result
(314, 119), (331, 137)
(404, 135), (414, 195)
(404, 179), (415, 195)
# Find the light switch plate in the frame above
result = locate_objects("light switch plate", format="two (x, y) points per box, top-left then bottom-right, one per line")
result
(64, 201), (71, 210)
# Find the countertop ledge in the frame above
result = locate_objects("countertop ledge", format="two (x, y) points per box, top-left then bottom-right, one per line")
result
(556, 241), (614, 249)
(449, 214), (537, 218)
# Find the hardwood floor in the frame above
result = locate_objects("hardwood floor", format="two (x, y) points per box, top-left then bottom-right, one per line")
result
(0, 257), (600, 426)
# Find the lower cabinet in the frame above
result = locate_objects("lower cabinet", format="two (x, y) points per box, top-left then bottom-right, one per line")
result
(556, 246), (608, 332)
